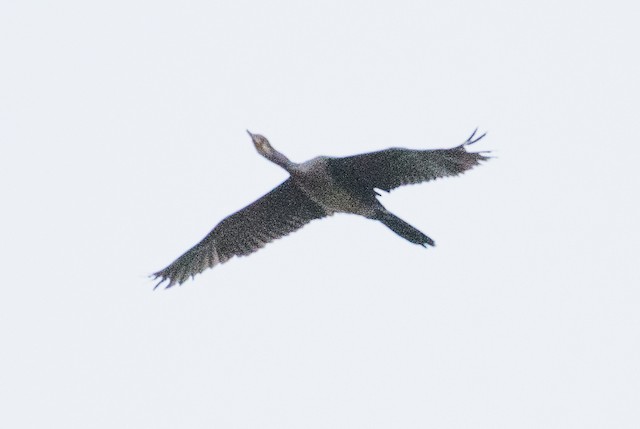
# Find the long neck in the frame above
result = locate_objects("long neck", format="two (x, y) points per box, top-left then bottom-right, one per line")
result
(265, 149), (295, 171)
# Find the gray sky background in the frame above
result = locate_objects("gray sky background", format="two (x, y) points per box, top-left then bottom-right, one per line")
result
(1, 1), (639, 428)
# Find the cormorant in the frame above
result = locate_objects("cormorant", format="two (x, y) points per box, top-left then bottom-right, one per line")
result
(153, 129), (489, 288)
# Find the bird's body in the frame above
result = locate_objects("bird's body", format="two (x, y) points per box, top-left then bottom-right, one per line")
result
(152, 130), (489, 288)
(292, 156), (379, 217)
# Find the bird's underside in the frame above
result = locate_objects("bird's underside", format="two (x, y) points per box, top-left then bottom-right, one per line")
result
(152, 129), (490, 288)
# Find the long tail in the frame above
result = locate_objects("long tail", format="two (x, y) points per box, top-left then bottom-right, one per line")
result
(375, 211), (435, 247)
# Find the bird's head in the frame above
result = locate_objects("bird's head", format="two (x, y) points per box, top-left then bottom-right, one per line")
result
(247, 130), (274, 157)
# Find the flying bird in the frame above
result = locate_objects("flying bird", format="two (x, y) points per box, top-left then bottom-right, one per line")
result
(153, 129), (489, 288)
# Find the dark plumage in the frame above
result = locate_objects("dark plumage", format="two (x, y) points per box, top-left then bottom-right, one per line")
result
(152, 129), (489, 288)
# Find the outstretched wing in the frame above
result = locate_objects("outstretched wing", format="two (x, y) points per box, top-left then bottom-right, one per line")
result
(328, 130), (490, 193)
(152, 179), (327, 289)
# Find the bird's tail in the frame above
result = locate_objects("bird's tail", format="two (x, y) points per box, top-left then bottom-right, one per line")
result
(375, 211), (435, 247)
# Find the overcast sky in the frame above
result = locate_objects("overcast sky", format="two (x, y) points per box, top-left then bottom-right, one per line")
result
(1, 1), (639, 428)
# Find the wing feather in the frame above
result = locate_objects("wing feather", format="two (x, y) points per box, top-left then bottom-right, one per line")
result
(152, 179), (326, 288)
(328, 131), (490, 193)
